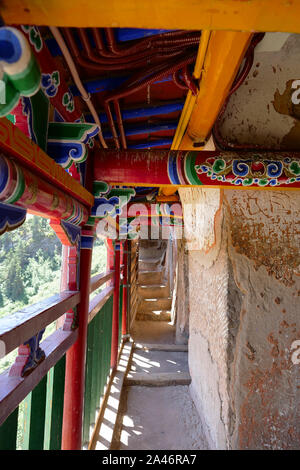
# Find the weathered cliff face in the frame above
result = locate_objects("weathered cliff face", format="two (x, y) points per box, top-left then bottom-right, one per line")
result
(225, 190), (300, 450)
(179, 187), (229, 449)
(175, 239), (190, 345)
(178, 187), (300, 450)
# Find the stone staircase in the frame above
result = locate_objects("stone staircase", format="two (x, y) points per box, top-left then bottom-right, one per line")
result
(136, 240), (172, 322)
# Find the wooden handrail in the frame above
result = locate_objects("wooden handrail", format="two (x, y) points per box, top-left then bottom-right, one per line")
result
(0, 328), (78, 427)
(0, 268), (122, 430)
(89, 270), (114, 293)
(88, 285), (114, 324)
(0, 290), (80, 357)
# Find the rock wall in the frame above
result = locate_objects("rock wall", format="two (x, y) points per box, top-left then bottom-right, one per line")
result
(178, 187), (300, 450)
(225, 190), (300, 450)
(175, 239), (190, 344)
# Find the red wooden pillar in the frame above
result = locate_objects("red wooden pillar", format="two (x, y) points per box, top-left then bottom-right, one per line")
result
(121, 240), (128, 336)
(61, 228), (94, 450)
(60, 245), (78, 292)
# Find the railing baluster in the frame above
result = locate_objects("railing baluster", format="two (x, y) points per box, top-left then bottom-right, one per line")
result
(90, 317), (98, 427)
(119, 284), (123, 346)
(83, 319), (94, 446)
(0, 407), (18, 450)
(106, 296), (113, 381)
(22, 376), (47, 450)
(95, 312), (102, 413)
(103, 301), (109, 391)
(98, 312), (105, 398)
(44, 356), (66, 450)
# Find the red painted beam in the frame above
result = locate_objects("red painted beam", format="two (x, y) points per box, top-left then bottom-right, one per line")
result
(0, 154), (89, 225)
(94, 149), (300, 190)
(0, 117), (94, 207)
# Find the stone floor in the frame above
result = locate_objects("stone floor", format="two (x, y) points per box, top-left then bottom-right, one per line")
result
(114, 320), (209, 450)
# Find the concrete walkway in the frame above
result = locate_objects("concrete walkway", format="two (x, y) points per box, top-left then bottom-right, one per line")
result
(114, 321), (209, 450)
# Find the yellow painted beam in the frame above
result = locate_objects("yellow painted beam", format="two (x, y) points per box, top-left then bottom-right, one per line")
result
(1, 1), (300, 33)
(171, 30), (211, 151)
(178, 31), (252, 150)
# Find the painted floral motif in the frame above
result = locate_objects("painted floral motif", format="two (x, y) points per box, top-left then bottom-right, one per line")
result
(63, 91), (75, 113)
(195, 155), (300, 187)
(41, 71), (60, 97)
(21, 25), (43, 52)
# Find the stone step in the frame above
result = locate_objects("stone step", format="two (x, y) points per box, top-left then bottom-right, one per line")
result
(139, 240), (167, 249)
(139, 297), (172, 312)
(138, 284), (169, 299)
(125, 372), (191, 387)
(138, 248), (166, 260)
(134, 343), (188, 352)
(139, 259), (163, 271)
(138, 270), (163, 284)
(136, 310), (171, 321)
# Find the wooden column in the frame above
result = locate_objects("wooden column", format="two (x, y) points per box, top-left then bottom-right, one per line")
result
(61, 228), (93, 450)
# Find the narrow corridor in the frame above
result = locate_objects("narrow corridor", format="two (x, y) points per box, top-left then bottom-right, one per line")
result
(114, 320), (209, 450)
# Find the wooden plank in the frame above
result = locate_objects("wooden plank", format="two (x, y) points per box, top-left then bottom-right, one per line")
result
(131, 260), (138, 273)
(0, 406), (18, 450)
(3, 0), (300, 34)
(88, 340), (134, 450)
(88, 286), (114, 324)
(83, 316), (94, 446)
(90, 317), (98, 426)
(130, 282), (137, 295)
(22, 375), (47, 450)
(0, 291), (80, 356)
(89, 271), (113, 294)
(97, 314), (104, 404)
(0, 328), (78, 426)
(105, 297), (113, 382)
(102, 303), (109, 393)
(43, 355), (66, 450)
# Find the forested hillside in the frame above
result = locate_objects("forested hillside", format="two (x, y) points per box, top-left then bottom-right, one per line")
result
(0, 214), (107, 447)
(0, 215), (106, 319)
(0, 215), (62, 318)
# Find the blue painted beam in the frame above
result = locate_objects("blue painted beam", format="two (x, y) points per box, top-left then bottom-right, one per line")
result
(115, 28), (174, 42)
(85, 101), (184, 124)
(69, 74), (174, 96)
(128, 138), (173, 149)
(102, 121), (178, 139)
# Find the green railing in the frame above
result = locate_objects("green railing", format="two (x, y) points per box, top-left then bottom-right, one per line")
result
(83, 295), (113, 446)
(0, 352), (67, 450)
(0, 268), (118, 451)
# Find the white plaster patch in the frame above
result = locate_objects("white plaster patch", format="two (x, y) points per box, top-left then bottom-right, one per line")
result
(291, 340), (300, 365)
(0, 340), (6, 359)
